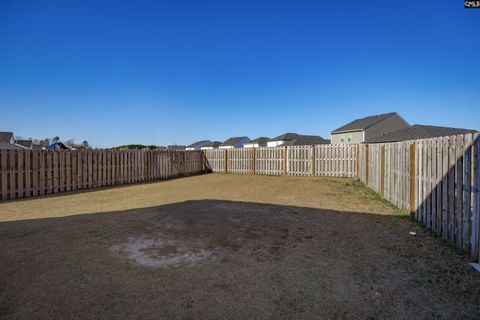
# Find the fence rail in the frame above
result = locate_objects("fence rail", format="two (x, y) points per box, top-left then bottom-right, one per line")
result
(0, 149), (206, 201)
(204, 145), (358, 177)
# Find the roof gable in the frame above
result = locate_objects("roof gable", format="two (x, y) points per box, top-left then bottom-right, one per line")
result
(246, 137), (270, 144)
(220, 136), (250, 146)
(331, 112), (397, 133)
(270, 133), (299, 141)
(187, 140), (211, 148)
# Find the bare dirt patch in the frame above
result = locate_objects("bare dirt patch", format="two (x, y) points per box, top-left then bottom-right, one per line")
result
(1, 174), (479, 319)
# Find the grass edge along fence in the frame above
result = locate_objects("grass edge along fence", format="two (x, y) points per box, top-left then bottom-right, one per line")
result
(0, 149), (207, 201)
(358, 133), (480, 262)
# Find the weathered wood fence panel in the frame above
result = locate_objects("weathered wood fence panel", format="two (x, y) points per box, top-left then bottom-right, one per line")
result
(204, 149), (226, 173)
(287, 146), (312, 176)
(255, 147), (285, 175)
(205, 145), (357, 177)
(0, 149), (206, 201)
(227, 149), (254, 174)
(358, 133), (480, 262)
(315, 144), (357, 177)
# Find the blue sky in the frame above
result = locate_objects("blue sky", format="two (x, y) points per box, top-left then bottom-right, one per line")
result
(1, 0), (479, 147)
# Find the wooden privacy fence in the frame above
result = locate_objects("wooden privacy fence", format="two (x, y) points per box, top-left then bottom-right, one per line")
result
(204, 144), (358, 177)
(358, 133), (480, 261)
(0, 149), (206, 201)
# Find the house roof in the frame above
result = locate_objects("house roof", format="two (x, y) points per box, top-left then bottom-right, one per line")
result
(270, 133), (299, 141)
(16, 140), (33, 148)
(246, 137), (270, 144)
(331, 112), (398, 133)
(220, 136), (250, 146)
(202, 141), (222, 148)
(0, 132), (14, 143)
(285, 135), (330, 146)
(367, 124), (478, 143)
(0, 142), (25, 150)
(187, 140), (211, 148)
(167, 145), (186, 150)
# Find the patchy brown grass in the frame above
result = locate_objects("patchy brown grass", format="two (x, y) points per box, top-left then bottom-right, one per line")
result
(0, 174), (479, 319)
(0, 174), (401, 222)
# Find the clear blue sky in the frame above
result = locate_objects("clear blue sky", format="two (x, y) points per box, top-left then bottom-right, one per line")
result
(1, 1), (479, 147)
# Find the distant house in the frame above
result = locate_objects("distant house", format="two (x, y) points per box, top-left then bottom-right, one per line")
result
(286, 135), (330, 146)
(167, 145), (186, 150)
(0, 132), (26, 150)
(267, 133), (329, 147)
(331, 112), (409, 144)
(219, 137), (251, 149)
(267, 133), (298, 147)
(186, 140), (211, 151)
(244, 137), (270, 148)
(366, 124), (478, 143)
(16, 140), (33, 149)
(200, 141), (221, 150)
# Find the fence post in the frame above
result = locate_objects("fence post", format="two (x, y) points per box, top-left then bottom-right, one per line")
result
(409, 143), (416, 215)
(252, 148), (256, 174)
(356, 145), (360, 177)
(284, 146), (288, 175)
(365, 144), (369, 185)
(311, 145), (316, 176)
(380, 145), (385, 197)
(224, 149), (228, 174)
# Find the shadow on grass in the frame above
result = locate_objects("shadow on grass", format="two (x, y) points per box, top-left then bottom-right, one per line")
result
(1, 200), (479, 320)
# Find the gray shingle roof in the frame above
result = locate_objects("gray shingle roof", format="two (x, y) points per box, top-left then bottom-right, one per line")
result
(270, 133), (299, 141)
(270, 133), (329, 145)
(16, 140), (33, 148)
(247, 137), (270, 144)
(285, 135), (329, 146)
(220, 136), (250, 147)
(0, 132), (14, 143)
(187, 140), (211, 148)
(202, 141), (221, 148)
(0, 142), (24, 150)
(332, 112), (397, 133)
(367, 124), (478, 143)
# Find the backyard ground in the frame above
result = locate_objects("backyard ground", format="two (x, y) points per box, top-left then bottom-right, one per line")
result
(0, 174), (479, 319)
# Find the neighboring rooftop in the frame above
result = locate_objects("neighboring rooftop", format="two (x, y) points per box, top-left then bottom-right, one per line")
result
(187, 140), (211, 149)
(285, 135), (330, 146)
(0, 132), (14, 143)
(201, 141), (222, 148)
(332, 112), (401, 133)
(0, 142), (24, 150)
(16, 140), (33, 149)
(270, 133), (300, 141)
(247, 137), (270, 144)
(167, 145), (186, 150)
(220, 136), (250, 147)
(368, 124), (478, 143)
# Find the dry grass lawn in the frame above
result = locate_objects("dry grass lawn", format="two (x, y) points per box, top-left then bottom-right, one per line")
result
(0, 174), (479, 319)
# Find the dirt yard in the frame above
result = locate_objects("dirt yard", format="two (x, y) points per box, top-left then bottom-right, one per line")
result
(1, 174), (479, 319)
